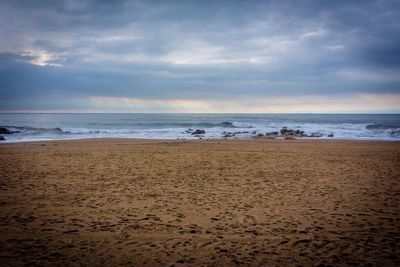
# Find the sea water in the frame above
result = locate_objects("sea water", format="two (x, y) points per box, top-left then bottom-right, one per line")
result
(0, 113), (399, 143)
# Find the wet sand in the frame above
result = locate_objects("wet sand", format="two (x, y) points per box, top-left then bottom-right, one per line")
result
(0, 138), (399, 266)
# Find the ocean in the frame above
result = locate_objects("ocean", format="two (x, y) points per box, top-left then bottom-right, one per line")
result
(0, 113), (399, 143)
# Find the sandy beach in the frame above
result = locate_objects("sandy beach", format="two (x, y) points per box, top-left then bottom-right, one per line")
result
(0, 138), (399, 266)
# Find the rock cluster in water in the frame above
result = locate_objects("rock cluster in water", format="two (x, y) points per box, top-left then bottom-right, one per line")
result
(252, 127), (333, 139)
(184, 126), (334, 139)
(185, 128), (206, 137)
(191, 129), (205, 135)
(250, 127), (334, 139)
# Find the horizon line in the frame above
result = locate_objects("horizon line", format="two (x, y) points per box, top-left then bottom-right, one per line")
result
(1, 112), (400, 115)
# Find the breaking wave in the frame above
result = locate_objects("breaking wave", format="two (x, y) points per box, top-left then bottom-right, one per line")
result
(1, 114), (399, 143)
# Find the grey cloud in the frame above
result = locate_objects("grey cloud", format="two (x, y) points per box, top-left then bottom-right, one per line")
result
(0, 0), (399, 111)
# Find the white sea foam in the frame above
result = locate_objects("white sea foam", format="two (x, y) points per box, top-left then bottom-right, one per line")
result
(1, 114), (399, 143)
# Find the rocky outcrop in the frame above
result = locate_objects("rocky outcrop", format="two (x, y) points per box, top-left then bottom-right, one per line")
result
(279, 128), (305, 137)
(0, 136), (5, 141)
(191, 129), (205, 135)
(280, 127), (289, 135)
(294, 130), (305, 136)
(186, 127), (328, 139)
(266, 131), (279, 137)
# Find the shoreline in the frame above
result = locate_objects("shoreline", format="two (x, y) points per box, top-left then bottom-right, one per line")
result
(1, 136), (400, 145)
(1, 138), (399, 266)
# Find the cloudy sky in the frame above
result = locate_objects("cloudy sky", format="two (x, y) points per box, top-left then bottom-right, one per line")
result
(0, 0), (399, 113)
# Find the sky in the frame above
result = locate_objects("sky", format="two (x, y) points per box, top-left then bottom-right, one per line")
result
(0, 0), (399, 113)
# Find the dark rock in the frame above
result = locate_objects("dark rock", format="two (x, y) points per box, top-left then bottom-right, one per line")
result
(252, 133), (264, 138)
(0, 127), (11, 134)
(266, 131), (279, 136)
(279, 128), (307, 137)
(0, 136), (5, 141)
(185, 128), (193, 133)
(223, 133), (233, 138)
(280, 127), (288, 135)
(191, 129), (205, 135)
(328, 134), (334, 137)
(0, 127), (20, 134)
(252, 130), (257, 135)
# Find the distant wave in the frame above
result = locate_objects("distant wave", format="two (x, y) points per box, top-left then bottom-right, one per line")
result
(366, 124), (400, 137)
(366, 124), (400, 130)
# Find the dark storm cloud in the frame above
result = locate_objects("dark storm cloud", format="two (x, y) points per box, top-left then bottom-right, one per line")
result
(0, 0), (399, 111)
